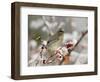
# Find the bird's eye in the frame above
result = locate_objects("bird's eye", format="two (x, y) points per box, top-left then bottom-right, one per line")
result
(47, 41), (50, 44)
(59, 30), (64, 33)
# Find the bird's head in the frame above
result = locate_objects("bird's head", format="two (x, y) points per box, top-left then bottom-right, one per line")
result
(57, 28), (64, 36)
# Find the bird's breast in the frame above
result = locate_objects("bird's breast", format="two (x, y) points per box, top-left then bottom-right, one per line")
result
(47, 37), (63, 53)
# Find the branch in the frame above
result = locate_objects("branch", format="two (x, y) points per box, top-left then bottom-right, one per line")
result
(59, 30), (88, 65)
(69, 30), (88, 55)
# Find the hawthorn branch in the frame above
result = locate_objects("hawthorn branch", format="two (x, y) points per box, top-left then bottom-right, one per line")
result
(69, 30), (88, 55)
(40, 30), (88, 65)
(59, 30), (88, 65)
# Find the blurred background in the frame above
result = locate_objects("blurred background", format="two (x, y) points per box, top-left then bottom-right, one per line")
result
(28, 15), (88, 66)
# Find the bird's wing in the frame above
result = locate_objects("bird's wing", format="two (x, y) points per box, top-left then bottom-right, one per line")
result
(47, 33), (59, 44)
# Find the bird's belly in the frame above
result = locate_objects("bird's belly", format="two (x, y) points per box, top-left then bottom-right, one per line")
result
(47, 40), (62, 54)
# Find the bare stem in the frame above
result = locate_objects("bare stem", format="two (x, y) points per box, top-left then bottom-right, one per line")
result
(59, 30), (88, 65)
(69, 30), (88, 55)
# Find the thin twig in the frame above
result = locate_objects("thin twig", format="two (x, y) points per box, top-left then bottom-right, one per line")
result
(59, 30), (88, 65)
(69, 30), (88, 55)
(45, 55), (55, 64)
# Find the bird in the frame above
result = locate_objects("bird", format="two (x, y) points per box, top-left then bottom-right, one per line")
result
(46, 28), (64, 56)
